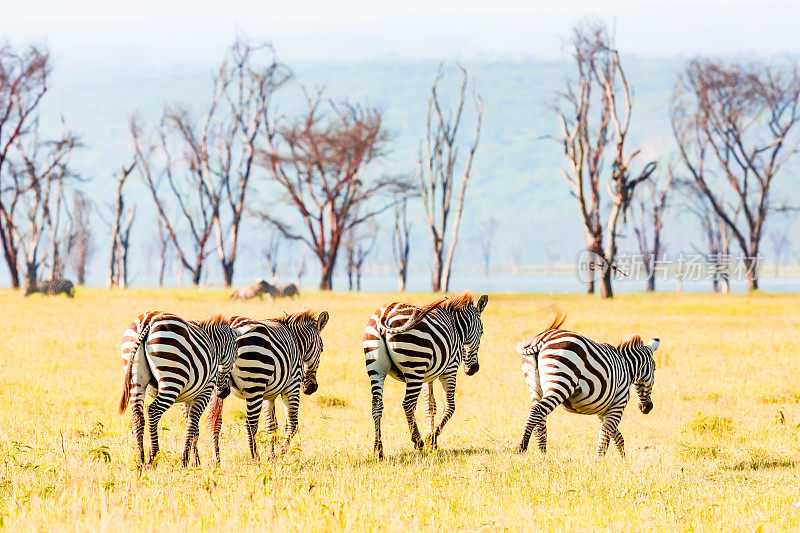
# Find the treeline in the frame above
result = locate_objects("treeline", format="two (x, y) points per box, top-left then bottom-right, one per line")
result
(2, 20), (798, 295)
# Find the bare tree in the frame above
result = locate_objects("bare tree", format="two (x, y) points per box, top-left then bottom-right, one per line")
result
(156, 217), (170, 287)
(682, 179), (737, 293)
(419, 64), (482, 292)
(672, 59), (800, 291)
(0, 44), (50, 288)
(108, 159), (136, 288)
(767, 214), (794, 277)
(131, 116), (219, 286)
(631, 166), (674, 291)
(8, 117), (79, 286)
(65, 191), (92, 285)
(344, 222), (378, 291)
(263, 229), (281, 281)
(392, 192), (411, 291)
(551, 21), (656, 298)
(475, 218), (498, 277)
(260, 91), (397, 290)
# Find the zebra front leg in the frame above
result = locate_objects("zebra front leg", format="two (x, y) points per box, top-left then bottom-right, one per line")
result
(423, 381), (437, 448)
(183, 386), (213, 467)
(244, 394), (264, 462)
(146, 389), (179, 465)
(596, 409), (625, 457)
(517, 394), (563, 454)
(281, 389), (300, 453)
(401, 380), (424, 451)
(264, 399), (278, 459)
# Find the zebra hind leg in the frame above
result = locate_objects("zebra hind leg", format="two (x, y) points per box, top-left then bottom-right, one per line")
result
(183, 386), (214, 467)
(244, 394), (264, 462)
(517, 393), (563, 454)
(146, 390), (179, 466)
(401, 380), (424, 451)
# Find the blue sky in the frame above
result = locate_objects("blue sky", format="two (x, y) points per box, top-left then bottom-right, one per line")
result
(3, 1), (800, 63)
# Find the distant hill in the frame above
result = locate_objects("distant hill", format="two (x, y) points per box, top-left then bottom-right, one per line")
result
(5, 55), (797, 288)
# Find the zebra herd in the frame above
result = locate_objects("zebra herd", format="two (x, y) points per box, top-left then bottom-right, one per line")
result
(118, 291), (660, 466)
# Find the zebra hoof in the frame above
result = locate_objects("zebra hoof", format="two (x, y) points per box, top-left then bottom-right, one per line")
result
(413, 439), (424, 451)
(424, 434), (438, 449)
(515, 444), (527, 454)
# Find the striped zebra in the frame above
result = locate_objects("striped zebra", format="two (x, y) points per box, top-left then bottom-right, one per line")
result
(206, 310), (328, 461)
(515, 313), (659, 456)
(118, 311), (241, 467)
(230, 280), (270, 300)
(25, 279), (75, 297)
(263, 282), (299, 299)
(363, 292), (489, 458)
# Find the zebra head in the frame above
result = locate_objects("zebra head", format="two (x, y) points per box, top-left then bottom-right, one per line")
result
(458, 294), (488, 376)
(634, 337), (659, 415)
(285, 310), (329, 395)
(199, 316), (240, 399)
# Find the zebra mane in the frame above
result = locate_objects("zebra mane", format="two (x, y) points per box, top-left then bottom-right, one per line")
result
(617, 334), (644, 350)
(276, 310), (317, 324)
(195, 314), (230, 328)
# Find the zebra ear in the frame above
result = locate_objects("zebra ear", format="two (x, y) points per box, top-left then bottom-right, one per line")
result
(477, 294), (489, 314)
(317, 311), (329, 331)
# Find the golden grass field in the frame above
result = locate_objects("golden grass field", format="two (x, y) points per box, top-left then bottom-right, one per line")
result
(1, 288), (799, 531)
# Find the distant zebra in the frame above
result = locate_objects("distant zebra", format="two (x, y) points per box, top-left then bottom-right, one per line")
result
(118, 311), (241, 467)
(264, 282), (299, 299)
(363, 292), (488, 458)
(25, 279), (75, 298)
(230, 280), (269, 300)
(515, 313), (659, 456)
(206, 310), (328, 461)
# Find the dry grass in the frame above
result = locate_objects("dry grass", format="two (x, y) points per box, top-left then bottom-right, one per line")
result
(1, 288), (799, 530)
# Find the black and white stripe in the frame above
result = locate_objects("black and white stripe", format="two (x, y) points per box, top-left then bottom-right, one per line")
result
(25, 279), (75, 297)
(118, 311), (239, 467)
(207, 311), (328, 461)
(363, 292), (488, 458)
(263, 282), (299, 299)
(515, 313), (659, 456)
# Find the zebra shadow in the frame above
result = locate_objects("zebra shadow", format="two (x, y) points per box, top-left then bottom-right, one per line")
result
(356, 447), (494, 466)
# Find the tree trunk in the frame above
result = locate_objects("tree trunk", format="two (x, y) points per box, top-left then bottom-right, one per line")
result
(599, 267), (613, 298)
(222, 262), (234, 288)
(0, 233), (20, 288)
(25, 261), (38, 287)
(192, 266), (202, 286)
(398, 265), (407, 292)
(586, 279), (595, 294)
(646, 274), (655, 292)
(431, 246), (443, 292)
(319, 262), (334, 291)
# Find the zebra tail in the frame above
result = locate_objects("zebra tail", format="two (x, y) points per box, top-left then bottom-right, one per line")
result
(118, 323), (150, 415)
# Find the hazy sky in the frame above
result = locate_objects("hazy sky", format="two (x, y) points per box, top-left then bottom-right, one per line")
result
(3, 0), (800, 64)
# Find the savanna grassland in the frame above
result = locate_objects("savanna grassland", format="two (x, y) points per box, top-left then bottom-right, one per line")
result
(0, 288), (799, 531)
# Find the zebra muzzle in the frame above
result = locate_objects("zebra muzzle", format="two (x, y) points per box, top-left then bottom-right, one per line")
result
(302, 381), (318, 395)
(639, 400), (653, 414)
(465, 362), (480, 376)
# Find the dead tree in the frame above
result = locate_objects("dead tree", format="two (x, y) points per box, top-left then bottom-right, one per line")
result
(672, 59), (800, 291)
(261, 92), (396, 290)
(65, 192), (92, 285)
(551, 22), (656, 298)
(263, 230), (281, 281)
(392, 193), (411, 291)
(8, 117), (78, 287)
(344, 223), (378, 291)
(131, 117), (219, 286)
(682, 179), (737, 293)
(108, 159), (136, 288)
(0, 44), (50, 288)
(631, 166), (674, 291)
(475, 218), (498, 277)
(156, 216), (170, 287)
(419, 64), (482, 292)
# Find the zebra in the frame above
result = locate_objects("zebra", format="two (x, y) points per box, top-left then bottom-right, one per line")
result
(117, 311), (241, 467)
(206, 310), (328, 461)
(515, 313), (659, 457)
(263, 282), (300, 299)
(230, 280), (270, 300)
(25, 279), (75, 298)
(363, 292), (489, 458)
